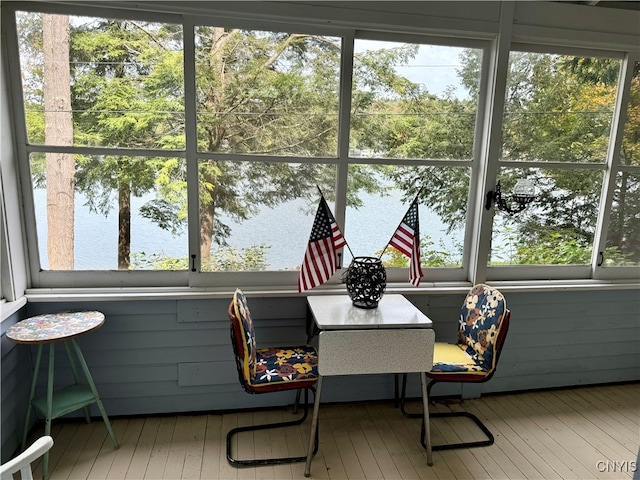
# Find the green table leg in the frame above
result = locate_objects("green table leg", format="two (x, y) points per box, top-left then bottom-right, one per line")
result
(70, 339), (119, 449)
(42, 343), (56, 480)
(64, 342), (91, 423)
(21, 344), (43, 450)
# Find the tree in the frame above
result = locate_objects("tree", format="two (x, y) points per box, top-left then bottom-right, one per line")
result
(43, 14), (74, 269)
(193, 28), (363, 268)
(70, 19), (185, 269)
(388, 49), (638, 265)
(352, 47), (478, 232)
(22, 17), (415, 270)
(27, 13), (637, 269)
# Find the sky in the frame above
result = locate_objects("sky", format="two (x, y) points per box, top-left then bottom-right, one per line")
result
(356, 39), (472, 100)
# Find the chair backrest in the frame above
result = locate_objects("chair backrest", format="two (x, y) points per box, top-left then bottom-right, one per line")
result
(0, 436), (53, 480)
(457, 284), (509, 373)
(228, 288), (257, 391)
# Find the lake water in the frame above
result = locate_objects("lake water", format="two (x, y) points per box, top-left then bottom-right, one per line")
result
(34, 188), (465, 270)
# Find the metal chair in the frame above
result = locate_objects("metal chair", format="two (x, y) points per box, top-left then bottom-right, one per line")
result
(400, 284), (511, 450)
(0, 436), (53, 480)
(227, 288), (319, 466)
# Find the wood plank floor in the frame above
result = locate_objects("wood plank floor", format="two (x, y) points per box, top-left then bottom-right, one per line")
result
(21, 383), (640, 480)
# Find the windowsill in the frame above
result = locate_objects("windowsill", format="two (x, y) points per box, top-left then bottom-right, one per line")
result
(23, 278), (640, 302)
(1, 296), (27, 320)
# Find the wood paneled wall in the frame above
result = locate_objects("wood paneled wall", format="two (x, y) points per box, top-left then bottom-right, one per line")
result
(2, 288), (639, 461)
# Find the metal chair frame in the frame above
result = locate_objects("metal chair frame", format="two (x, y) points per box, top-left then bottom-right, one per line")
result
(400, 375), (498, 450)
(400, 301), (511, 451)
(226, 386), (319, 466)
(227, 292), (319, 466)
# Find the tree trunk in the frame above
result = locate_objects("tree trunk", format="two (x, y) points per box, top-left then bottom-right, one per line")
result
(198, 27), (229, 268)
(199, 196), (214, 270)
(118, 181), (131, 269)
(43, 14), (74, 270)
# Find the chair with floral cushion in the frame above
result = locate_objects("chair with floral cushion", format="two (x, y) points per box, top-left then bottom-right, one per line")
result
(227, 288), (319, 466)
(399, 284), (510, 450)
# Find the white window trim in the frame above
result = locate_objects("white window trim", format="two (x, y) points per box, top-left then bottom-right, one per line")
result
(2, 1), (638, 292)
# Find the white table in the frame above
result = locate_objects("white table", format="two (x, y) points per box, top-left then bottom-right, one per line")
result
(304, 294), (434, 476)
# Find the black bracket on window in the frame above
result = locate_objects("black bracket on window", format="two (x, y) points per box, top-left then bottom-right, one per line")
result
(191, 254), (196, 272)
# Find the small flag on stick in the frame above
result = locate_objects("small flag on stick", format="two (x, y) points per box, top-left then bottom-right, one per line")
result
(298, 196), (347, 292)
(388, 197), (423, 287)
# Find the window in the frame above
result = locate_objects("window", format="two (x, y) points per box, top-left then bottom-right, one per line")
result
(345, 39), (482, 279)
(17, 11), (185, 274)
(193, 26), (341, 273)
(5, 3), (638, 289)
(603, 61), (640, 267)
(490, 49), (622, 273)
(30, 154), (188, 270)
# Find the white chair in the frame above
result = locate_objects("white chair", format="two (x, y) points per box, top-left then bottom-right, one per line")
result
(0, 436), (53, 480)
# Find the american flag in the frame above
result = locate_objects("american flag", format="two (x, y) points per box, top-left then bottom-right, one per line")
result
(298, 197), (347, 292)
(389, 199), (423, 287)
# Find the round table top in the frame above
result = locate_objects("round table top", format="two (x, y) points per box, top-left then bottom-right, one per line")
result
(6, 311), (105, 344)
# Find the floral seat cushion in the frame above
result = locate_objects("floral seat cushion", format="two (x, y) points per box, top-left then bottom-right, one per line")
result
(231, 289), (318, 393)
(253, 346), (318, 386)
(431, 284), (507, 376)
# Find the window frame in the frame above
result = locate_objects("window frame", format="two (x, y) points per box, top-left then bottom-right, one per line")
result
(486, 43), (640, 281)
(2, 2), (638, 291)
(592, 53), (640, 280)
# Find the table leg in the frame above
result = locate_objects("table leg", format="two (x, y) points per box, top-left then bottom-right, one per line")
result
(420, 372), (433, 466)
(42, 343), (56, 480)
(394, 373), (400, 407)
(21, 344), (43, 450)
(70, 339), (120, 449)
(64, 341), (91, 423)
(304, 375), (323, 478)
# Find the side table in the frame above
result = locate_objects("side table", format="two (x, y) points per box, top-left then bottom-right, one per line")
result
(6, 311), (119, 479)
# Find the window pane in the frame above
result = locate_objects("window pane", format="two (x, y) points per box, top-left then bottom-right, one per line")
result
(31, 154), (188, 270)
(197, 160), (335, 272)
(18, 12), (185, 149)
(604, 172), (640, 266)
(621, 62), (640, 166)
(490, 168), (603, 265)
(502, 52), (620, 163)
(345, 165), (467, 268)
(350, 40), (482, 160)
(194, 27), (340, 156)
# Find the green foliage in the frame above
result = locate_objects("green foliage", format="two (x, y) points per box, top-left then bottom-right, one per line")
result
(513, 231), (592, 265)
(70, 20), (185, 149)
(602, 246), (637, 267)
(203, 245), (270, 272)
(130, 252), (189, 270)
(456, 50), (639, 265)
(18, 12), (639, 270)
(379, 236), (461, 268)
(131, 244), (270, 271)
(421, 238), (462, 268)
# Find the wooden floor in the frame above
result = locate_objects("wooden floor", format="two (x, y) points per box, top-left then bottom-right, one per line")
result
(22, 383), (640, 480)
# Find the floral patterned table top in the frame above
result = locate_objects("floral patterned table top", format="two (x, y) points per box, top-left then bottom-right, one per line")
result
(6, 311), (105, 344)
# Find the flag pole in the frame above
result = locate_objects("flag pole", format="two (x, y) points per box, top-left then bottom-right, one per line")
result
(315, 185), (355, 262)
(379, 187), (424, 258)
